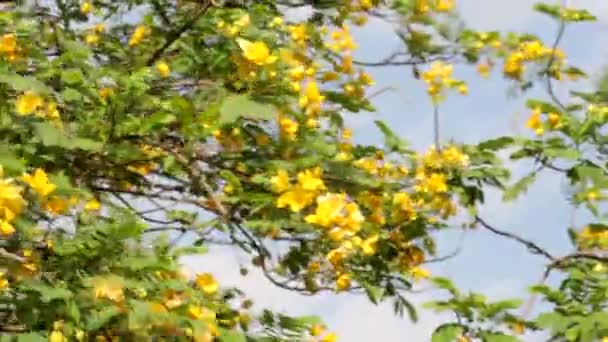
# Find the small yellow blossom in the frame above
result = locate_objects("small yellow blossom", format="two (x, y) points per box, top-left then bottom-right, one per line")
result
(321, 332), (338, 342)
(16, 92), (44, 116)
(80, 1), (92, 14)
(236, 39), (278, 66)
(93, 275), (124, 302)
(0, 221), (15, 236)
(22, 168), (56, 197)
(49, 331), (64, 342)
(297, 167), (325, 191)
(410, 267), (431, 280)
(129, 25), (149, 46)
(156, 62), (171, 77)
(85, 198), (101, 211)
(277, 186), (316, 212)
(196, 273), (219, 295)
(85, 33), (100, 46)
(526, 108), (544, 136)
(336, 273), (351, 291)
(270, 170), (290, 193)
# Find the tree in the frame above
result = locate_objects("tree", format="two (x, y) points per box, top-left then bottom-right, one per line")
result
(0, 0), (605, 340)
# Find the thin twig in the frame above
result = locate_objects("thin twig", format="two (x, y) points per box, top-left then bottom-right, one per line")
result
(474, 216), (556, 261)
(146, 1), (212, 66)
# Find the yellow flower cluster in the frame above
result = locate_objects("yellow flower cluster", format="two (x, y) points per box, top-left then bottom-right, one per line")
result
(15, 92), (61, 121)
(278, 113), (299, 141)
(503, 40), (566, 80)
(413, 0), (455, 15)
(0, 33), (21, 62)
(272, 167), (326, 212)
(577, 225), (608, 250)
(525, 107), (563, 136)
(84, 23), (106, 46)
(217, 14), (251, 38)
(129, 25), (150, 46)
(305, 193), (365, 241)
(0, 166), (25, 237)
(421, 61), (467, 100)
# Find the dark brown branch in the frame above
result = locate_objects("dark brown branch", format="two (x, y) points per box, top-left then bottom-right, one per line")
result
(474, 216), (556, 261)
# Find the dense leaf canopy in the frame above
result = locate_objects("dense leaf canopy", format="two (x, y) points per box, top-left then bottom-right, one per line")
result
(0, 0), (605, 341)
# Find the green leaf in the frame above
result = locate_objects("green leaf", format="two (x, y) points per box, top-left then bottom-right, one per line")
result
(86, 306), (121, 330)
(62, 88), (82, 102)
(478, 137), (514, 150)
(15, 333), (47, 342)
(0, 149), (25, 174)
(0, 72), (50, 95)
(61, 69), (85, 85)
(219, 95), (276, 124)
(431, 277), (460, 297)
(502, 173), (536, 201)
(219, 329), (247, 342)
(171, 246), (209, 257)
(544, 148), (580, 160)
(480, 332), (521, 342)
(375, 120), (409, 152)
(33, 122), (102, 152)
(533, 3), (562, 19)
(364, 284), (384, 305)
(431, 324), (464, 342)
(22, 282), (72, 303)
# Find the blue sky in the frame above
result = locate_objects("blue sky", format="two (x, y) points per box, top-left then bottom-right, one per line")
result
(182, 1), (608, 340)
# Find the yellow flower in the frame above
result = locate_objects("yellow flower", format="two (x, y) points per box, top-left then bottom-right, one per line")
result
(305, 193), (347, 228)
(80, 1), (92, 14)
(0, 33), (17, 54)
(457, 84), (468, 95)
(271, 170), (290, 193)
(93, 275), (125, 302)
(43, 196), (70, 215)
(361, 235), (379, 256)
(299, 81), (325, 110)
(321, 333), (338, 342)
(234, 14), (250, 28)
(98, 87), (114, 100)
(85, 33), (99, 45)
(49, 331), (64, 342)
(277, 186), (316, 212)
(336, 273), (351, 291)
(269, 17), (283, 28)
(156, 62), (171, 77)
(45, 101), (61, 121)
(85, 198), (101, 211)
(94, 23), (106, 33)
(547, 112), (562, 130)
(15, 91), (43, 115)
(326, 248), (344, 266)
(279, 115), (299, 140)
(236, 39), (278, 66)
(22, 169), (56, 197)
(0, 177), (25, 222)
(410, 267), (431, 280)
(0, 271), (8, 289)
(129, 25), (149, 46)
(526, 108), (544, 136)
(426, 173), (448, 193)
(310, 324), (325, 337)
(297, 167), (325, 191)
(435, 0), (454, 12)
(196, 273), (219, 295)
(477, 63), (491, 78)
(0, 221), (15, 236)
